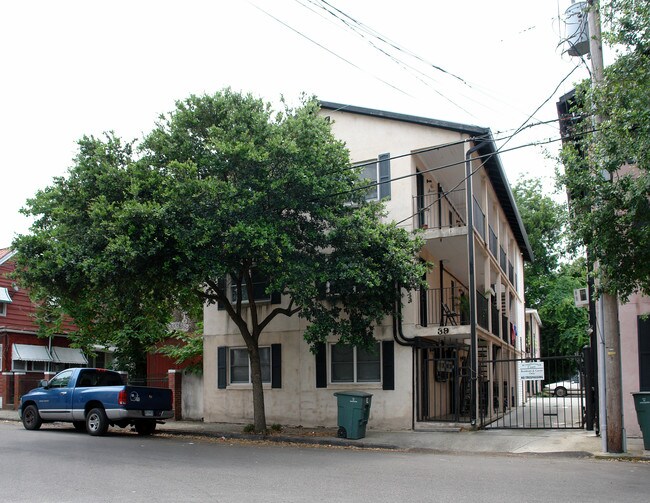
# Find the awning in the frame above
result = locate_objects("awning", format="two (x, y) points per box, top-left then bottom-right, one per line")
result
(50, 346), (88, 365)
(12, 343), (53, 362)
(0, 287), (12, 303)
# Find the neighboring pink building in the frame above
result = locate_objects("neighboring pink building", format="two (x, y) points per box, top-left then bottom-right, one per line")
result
(618, 294), (650, 438)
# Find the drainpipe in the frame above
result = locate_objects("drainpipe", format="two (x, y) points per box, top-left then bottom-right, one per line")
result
(465, 140), (489, 427)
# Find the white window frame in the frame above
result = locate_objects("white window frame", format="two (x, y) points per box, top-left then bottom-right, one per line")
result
(12, 360), (47, 372)
(0, 302), (6, 317)
(329, 342), (381, 384)
(358, 159), (379, 201)
(228, 347), (271, 385)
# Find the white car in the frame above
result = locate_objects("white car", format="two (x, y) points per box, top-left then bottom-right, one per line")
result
(544, 374), (582, 397)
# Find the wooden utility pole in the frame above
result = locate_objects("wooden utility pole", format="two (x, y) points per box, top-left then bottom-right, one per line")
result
(587, 0), (624, 453)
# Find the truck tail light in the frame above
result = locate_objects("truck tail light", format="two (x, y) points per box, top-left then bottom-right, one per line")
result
(118, 389), (127, 406)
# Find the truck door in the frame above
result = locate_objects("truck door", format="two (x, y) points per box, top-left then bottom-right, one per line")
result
(39, 369), (74, 421)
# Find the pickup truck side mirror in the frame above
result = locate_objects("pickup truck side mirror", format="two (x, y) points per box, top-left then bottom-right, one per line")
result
(39, 379), (49, 388)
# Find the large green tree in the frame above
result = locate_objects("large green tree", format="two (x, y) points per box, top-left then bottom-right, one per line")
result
(13, 90), (425, 432)
(559, 0), (650, 300)
(513, 178), (589, 356)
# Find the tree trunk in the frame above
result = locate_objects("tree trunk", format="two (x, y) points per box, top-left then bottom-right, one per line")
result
(248, 342), (267, 433)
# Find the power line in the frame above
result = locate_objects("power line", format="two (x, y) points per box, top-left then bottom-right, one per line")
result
(249, 2), (413, 98)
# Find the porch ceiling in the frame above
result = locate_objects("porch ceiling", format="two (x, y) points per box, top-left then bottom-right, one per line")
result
(421, 232), (468, 281)
(414, 144), (467, 192)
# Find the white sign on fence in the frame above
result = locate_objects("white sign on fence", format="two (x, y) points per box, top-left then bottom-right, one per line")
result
(519, 361), (545, 380)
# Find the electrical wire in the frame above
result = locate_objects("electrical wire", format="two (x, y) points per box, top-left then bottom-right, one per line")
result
(249, 2), (414, 98)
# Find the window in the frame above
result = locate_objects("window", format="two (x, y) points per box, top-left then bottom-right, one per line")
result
(12, 360), (47, 372)
(357, 153), (391, 201)
(49, 369), (73, 388)
(330, 342), (381, 383)
(218, 345), (281, 389)
(230, 269), (271, 303)
(0, 286), (12, 316)
(229, 347), (271, 384)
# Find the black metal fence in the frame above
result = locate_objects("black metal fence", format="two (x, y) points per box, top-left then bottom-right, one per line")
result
(481, 355), (585, 429)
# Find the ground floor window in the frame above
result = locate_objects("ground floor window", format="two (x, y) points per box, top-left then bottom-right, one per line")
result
(12, 360), (47, 372)
(217, 344), (282, 389)
(330, 342), (381, 383)
(229, 347), (271, 384)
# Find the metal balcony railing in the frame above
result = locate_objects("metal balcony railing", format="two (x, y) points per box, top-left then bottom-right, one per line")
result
(413, 188), (466, 230)
(488, 226), (498, 258)
(473, 197), (485, 240)
(418, 285), (469, 327)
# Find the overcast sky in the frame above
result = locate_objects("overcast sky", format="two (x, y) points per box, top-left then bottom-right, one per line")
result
(0, 0), (596, 247)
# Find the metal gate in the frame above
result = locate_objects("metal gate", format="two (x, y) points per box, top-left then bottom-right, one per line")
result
(481, 355), (586, 429)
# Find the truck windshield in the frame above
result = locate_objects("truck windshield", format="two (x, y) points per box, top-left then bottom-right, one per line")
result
(77, 370), (124, 387)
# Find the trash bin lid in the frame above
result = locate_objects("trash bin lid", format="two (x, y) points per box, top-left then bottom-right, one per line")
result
(333, 391), (373, 398)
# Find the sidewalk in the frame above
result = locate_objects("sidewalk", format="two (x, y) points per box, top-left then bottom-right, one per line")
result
(1, 408), (647, 460)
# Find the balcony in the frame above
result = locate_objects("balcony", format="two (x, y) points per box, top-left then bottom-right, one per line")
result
(413, 190), (466, 231)
(488, 225), (498, 258)
(473, 198), (485, 241)
(418, 286), (469, 328)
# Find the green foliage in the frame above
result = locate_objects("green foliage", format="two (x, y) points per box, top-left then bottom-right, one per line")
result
(157, 330), (203, 375)
(513, 178), (589, 356)
(559, 0), (650, 300)
(12, 89), (425, 431)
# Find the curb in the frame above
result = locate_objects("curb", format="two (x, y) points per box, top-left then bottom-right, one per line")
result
(158, 427), (402, 450)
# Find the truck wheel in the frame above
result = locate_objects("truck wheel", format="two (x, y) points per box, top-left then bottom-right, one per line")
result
(135, 420), (157, 436)
(73, 421), (86, 432)
(22, 404), (42, 431)
(86, 407), (109, 436)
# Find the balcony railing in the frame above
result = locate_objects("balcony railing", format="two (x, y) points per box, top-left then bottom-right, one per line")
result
(418, 285), (469, 327)
(491, 303), (500, 337)
(508, 261), (514, 285)
(476, 292), (489, 331)
(499, 246), (507, 272)
(473, 197), (485, 240)
(488, 225), (498, 258)
(413, 189), (466, 230)
(502, 314), (509, 343)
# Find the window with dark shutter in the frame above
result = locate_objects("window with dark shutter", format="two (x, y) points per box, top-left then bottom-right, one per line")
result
(271, 344), (282, 388)
(378, 153), (391, 199)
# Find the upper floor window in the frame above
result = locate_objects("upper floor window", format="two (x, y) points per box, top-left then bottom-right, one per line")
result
(230, 269), (271, 303)
(0, 286), (12, 316)
(358, 153), (391, 201)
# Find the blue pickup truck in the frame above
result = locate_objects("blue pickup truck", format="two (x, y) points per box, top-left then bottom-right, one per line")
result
(19, 368), (173, 436)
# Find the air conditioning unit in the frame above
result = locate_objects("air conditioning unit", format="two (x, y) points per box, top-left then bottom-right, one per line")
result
(574, 287), (589, 308)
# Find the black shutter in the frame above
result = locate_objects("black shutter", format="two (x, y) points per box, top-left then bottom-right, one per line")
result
(217, 346), (228, 389)
(382, 341), (395, 390)
(271, 344), (282, 388)
(217, 277), (227, 310)
(271, 290), (282, 305)
(315, 342), (327, 388)
(378, 153), (391, 199)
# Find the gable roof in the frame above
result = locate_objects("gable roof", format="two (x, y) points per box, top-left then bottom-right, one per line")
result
(0, 248), (17, 265)
(319, 102), (533, 262)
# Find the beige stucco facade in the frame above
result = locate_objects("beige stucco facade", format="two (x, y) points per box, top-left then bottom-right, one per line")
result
(203, 104), (531, 430)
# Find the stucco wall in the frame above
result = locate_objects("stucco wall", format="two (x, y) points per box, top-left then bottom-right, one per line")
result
(203, 311), (415, 430)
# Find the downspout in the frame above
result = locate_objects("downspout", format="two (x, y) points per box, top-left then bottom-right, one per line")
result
(465, 140), (489, 427)
(392, 284), (420, 430)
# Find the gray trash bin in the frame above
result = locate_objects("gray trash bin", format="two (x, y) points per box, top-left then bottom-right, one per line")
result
(333, 391), (372, 440)
(632, 392), (650, 450)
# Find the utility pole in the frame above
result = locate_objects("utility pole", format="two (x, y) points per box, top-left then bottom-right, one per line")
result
(587, 0), (624, 453)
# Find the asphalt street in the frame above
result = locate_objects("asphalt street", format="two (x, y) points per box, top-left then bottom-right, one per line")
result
(1, 421), (648, 503)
